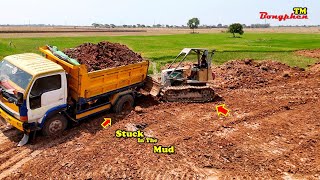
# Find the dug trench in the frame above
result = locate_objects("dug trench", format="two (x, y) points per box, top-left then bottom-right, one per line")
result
(0, 58), (319, 179)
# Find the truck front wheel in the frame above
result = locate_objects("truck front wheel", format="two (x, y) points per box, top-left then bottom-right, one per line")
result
(41, 114), (68, 136)
(113, 95), (134, 114)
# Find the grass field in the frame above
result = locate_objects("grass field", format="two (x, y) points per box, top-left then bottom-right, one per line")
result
(1, 33), (320, 71)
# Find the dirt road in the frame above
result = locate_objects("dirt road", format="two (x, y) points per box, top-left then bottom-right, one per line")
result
(0, 59), (319, 179)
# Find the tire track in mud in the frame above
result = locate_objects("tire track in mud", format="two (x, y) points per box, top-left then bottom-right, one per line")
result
(0, 149), (19, 166)
(0, 129), (22, 162)
(0, 127), (79, 179)
(0, 129), (44, 180)
(0, 134), (80, 179)
(0, 150), (42, 180)
(0, 129), (20, 145)
(0, 149), (32, 172)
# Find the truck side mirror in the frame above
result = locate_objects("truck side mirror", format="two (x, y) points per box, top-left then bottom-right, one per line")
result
(16, 92), (24, 105)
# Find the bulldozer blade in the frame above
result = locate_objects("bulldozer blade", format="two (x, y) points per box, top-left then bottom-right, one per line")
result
(143, 76), (161, 97)
(17, 134), (29, 147)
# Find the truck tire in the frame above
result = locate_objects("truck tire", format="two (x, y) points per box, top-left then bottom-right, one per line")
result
(113, 94), (134, 114)
(41, 114), (68, 136)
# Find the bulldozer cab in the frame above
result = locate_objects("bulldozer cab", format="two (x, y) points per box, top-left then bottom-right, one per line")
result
(166, 48), (215, 84)
(144, 48), (216, 98)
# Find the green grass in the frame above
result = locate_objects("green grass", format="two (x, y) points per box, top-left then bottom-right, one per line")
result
(1, 33), (319, 71)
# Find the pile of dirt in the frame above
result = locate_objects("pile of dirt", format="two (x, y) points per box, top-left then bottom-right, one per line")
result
(295, 49), (320, 59)
(64, 41), (143, 72)
(308, 62), (320, 72)
(213, 59), (304, 89)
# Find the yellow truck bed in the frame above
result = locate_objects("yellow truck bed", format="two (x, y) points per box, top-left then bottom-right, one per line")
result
(39, 46), (149, 101)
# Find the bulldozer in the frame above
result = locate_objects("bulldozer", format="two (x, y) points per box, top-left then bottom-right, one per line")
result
(145, 48), (216, 102)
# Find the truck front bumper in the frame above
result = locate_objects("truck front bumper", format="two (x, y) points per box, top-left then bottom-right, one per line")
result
(0, 107), (24, 132)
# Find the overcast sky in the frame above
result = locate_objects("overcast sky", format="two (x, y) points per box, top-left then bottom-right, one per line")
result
(1, 0), (318, 26)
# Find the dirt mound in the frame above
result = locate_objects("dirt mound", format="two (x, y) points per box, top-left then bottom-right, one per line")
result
(64, 41), (143, 72)
(295, 49), (320, 59)
(213, 59), (304, 89)
(308, 62), (320, 72)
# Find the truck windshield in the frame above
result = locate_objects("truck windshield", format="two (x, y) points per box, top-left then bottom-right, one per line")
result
(0, 60), (32, 90)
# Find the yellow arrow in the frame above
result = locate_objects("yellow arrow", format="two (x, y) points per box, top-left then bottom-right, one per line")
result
(101, 118), (112, 128)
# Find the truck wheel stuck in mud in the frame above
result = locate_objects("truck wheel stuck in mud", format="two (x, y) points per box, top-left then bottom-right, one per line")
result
(113, 94), (135, 114)
(41, 114), (68, 136)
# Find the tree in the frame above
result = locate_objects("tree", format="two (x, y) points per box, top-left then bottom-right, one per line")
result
(228, 23), (244, 37)
(187, 18), (200, 33)
(250, 24), (270, 28)
(92, 23), (99, 28)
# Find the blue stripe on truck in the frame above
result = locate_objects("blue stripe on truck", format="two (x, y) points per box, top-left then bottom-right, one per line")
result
(19, 100), (28, 117)
(39, 104), (67, 128)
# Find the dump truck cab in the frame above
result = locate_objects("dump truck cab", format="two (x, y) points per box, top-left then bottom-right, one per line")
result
(0, 53), (68, 135)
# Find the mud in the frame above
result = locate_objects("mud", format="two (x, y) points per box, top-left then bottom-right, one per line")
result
(0, 60), (319, 179)
(212, 59), (305, 90)
(64, 41), (143, 72)
(309, 62), (320, 72)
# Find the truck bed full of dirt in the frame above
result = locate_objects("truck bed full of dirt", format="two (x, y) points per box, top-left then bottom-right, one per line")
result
(64, 41), (143, 72)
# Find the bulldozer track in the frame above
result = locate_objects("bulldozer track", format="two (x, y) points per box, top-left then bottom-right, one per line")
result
(161, 85), (215, 103)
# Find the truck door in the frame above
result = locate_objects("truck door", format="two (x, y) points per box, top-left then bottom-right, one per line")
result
(27, 73), (67, 123)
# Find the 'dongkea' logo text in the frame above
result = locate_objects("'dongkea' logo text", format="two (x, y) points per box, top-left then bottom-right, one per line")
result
(260, 7), (308, 21)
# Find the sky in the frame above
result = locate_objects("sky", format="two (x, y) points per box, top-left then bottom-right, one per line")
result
(0, 0), (319, 26)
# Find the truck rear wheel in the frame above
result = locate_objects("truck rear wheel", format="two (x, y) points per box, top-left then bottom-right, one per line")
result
(41, 114), (68, 136)
(113, 95), (134, 114)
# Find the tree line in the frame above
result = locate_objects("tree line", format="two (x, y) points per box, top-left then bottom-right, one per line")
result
(187, 18), (244, 37)
(91, 23), (271, 29)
